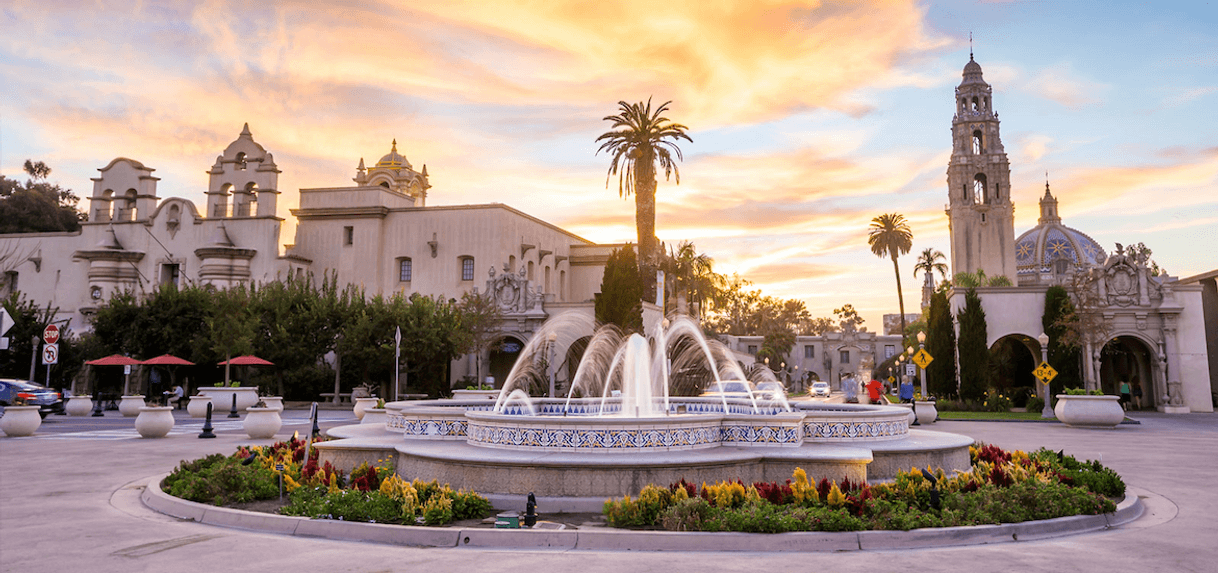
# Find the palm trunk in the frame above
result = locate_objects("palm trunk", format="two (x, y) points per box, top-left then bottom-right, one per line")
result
(892, 254), (907, 337)
(635, 155), (657, 267)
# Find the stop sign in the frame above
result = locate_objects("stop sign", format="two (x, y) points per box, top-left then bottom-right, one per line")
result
(43, 324), (60, 345)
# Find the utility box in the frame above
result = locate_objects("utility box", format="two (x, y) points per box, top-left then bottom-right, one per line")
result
(494, 512), (520, 529)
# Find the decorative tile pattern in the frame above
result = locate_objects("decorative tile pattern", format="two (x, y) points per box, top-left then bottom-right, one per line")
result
(720, 423), (802, 446)
(466, 420), (721, 451)
(803, 419), (907, 442)
(395, 417), (468, 438)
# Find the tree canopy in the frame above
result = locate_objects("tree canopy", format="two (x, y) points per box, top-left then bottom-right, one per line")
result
(0, 161), (85, 233)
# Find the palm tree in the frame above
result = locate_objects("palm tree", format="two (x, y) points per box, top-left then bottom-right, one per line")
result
(868, 213), (914, 336)
(913, 248), (949, 286)
(596, 98), (692, 268)
(665, 241), (722, 316)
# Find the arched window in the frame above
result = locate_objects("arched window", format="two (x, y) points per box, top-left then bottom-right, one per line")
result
(973, 174), (987, 205)
(971, 97), (979, 112)
(983, 96), (990, 111)
(559, 270), (566, 300)
(123, 189), (138, 221)
(235, 152), (247, 170)
(972, 130), (983, 154)
(527, 261), (535, 281)
(1054, 259), (1070, 275)
(242, 182), (258, 217)
(508, 255), (516, 272)
(398, 257), (413, 282)
(544, 266), (551, 294)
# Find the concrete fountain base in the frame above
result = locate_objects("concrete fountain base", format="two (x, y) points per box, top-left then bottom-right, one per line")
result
(318, 423), (972, 499)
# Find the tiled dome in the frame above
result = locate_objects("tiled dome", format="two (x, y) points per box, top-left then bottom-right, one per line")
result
(1015, 184), (1106, 278)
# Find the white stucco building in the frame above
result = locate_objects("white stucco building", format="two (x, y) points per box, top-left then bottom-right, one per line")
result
(943, 58), (1212, 413)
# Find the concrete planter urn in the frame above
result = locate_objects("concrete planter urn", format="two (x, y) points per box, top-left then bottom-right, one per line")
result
(243, 407), (282, 439)
(914, 401), (938, 425)
(451, 389), (500, 400)
(1054, 395), (1124, 428)
(894, 403), (917, 425)
(186, 395), (213, 418)
(65, 395), (94, 416)
(360, 407), (388, 425)
(135, 406), (175, 438)
(119, 396), (147, 417)
(353, 397), (379, 420)
(1, 406), (42, 437)
(260, 396), (284, 412)
(198, 387), (260, 412)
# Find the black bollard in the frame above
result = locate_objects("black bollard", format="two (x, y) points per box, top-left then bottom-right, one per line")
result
(199, 402), (216, 439)
(91, 395), (105, 417)
(228, 393), (239, 418)
(920, 469), (940, 510)
(524, 492), (537, 528)
(310, 402), (320, 438)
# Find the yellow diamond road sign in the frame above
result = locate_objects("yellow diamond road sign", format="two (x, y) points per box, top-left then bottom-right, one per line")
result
(912, 348), (933, 369)
(1034, 361), (1058, 383)
(887, 375), (896, 384)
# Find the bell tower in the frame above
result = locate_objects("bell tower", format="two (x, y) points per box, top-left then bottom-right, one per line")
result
(946, 54), (1016, 281)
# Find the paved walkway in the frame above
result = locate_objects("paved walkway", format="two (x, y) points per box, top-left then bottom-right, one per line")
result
(2, 410), (1216, 572)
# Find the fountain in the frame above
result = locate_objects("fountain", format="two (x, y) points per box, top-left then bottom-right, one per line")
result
(317, 313), (973, 500)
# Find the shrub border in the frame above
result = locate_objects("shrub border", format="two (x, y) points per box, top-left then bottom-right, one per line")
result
(142, 473), (1145, 551)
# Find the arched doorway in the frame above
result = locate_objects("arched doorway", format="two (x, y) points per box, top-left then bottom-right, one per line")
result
(989, 334), (1039, 406)
(1099, 336), (1157, 411)
(562, 336), (591, 397)
(488, 336), (525, 389)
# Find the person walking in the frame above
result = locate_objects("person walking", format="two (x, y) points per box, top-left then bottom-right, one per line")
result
(1119, 380), (1132, 411)
(1132, 382), (1143, 410)
(899, 377), (915, 403)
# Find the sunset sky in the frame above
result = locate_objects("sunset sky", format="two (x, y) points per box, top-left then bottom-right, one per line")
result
(3, 1), (1215, 329)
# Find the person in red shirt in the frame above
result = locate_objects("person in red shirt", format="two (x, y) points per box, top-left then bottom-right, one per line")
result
(866, 379), (883, 404)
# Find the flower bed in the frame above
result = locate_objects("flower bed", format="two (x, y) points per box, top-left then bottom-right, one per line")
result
(602, 443), (1123, 533)
(162, 436), (492, 526)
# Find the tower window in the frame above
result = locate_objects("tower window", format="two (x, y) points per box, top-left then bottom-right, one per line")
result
(460, 256), (475, 281)
(971, 97), (979, 112)
(972, 130), (983, 154)
(343, 226), (354, 246)
(973, 174), (988, 205)
(160, 264), (180, 288)
(398, 258), (412, 282)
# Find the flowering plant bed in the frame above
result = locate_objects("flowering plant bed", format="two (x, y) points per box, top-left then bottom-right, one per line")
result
(162, 436), (492, 526)
(602, 444), (1123, 533)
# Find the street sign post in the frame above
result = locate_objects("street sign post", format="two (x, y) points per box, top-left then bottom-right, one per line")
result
(1033, 361), (1058, 384)
(42, 343), (59, 365)
(43, 324), (60, 345)
(912, 349), (933, 369)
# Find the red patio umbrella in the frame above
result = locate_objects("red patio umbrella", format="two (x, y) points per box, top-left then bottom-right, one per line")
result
(141, 354), (195, 366)
(85, 355), (142, 395)
(218, 355), (274, 366)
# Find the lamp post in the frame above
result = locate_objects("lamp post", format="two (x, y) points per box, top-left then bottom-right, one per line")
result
(916, 331), (928, 400)
(1038, 332), (1054, 419)
(952, 315), (961, 396)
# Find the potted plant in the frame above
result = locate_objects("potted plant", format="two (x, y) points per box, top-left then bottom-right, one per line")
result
(360, 398), (388, 425)
(1054, 388), (1124, 428)
(186, 392), (213, 418)
(65, 394), (94, 416)
(243, 399), (282, 439)
(118, 395), (147, 417)
(134, 405), (175, 438)
(352, 383), (379, 420)
(1, 397), (42, 437)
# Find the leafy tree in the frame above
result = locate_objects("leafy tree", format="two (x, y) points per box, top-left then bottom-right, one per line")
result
(799, 316), (837, 335)
(395, 293), (470, 398)
(925, 290), (957, 398)
(1124, 242), (1165, 276)
(868, 213), (913, 336)
(662, 241), (722, 316)
(957, 288), (989, 401)
(207, 285), (256, 385)
(596, 99), (692, 282)
(456, 290), (503, 383)
(1043, 285), (1082, 394)
(833, 304), (865, 331)
(90, 290), (145, 356)
(952, 269), (1013, 288)
(0, 160), (85, 233)
(595, 245), (644, 334)
(249, 274), (337, 398)
(0, 292), (83, 389)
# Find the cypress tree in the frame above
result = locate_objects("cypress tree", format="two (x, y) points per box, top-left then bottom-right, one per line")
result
(957, 288), (989, 402)
(925, 290), (957, 399)
(1042, 285), (1082, 393)
(594, 245), (644, 333)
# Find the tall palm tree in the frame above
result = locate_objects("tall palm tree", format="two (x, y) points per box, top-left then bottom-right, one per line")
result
(665, 241), (721, 316)
(596, 98), (692, 268)
(913, 248), (949, 285)
(868, 213), (914, 336)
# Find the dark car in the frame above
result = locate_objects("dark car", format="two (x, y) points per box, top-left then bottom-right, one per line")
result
(0, 379), (64, 418)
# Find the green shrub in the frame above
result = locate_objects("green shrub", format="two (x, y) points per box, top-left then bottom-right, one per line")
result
(163, 453), (278, 505)
(982, 388), (1013, 412)
(451, 489), (494, 521)
(659, 497), (712, 531)
(1025, 396), (1045, 413)
(421, 495), (454, 526)
(281, 488), (404, 523)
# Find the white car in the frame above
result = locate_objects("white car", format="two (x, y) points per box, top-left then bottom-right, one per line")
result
(810, 381), (831, 397)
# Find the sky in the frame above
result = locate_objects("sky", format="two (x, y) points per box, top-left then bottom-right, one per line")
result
(2, 0), (1216, 329)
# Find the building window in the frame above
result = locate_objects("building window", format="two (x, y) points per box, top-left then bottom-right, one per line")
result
(528, 261), (534, 281)
(973, 174), (988, 205)
(460, 256), (475, 281)
(885, 345), (896, 359)
(747, 345), (758, 355)
(972, 130), (983, 154)
(343, 226), (354, 246)
(398, 258), (412, 282)
(1, 271), (16, 296)
(804, 345), (815, 359)
(559, 270), (566, 299)
(839, 350), (850, 364)
(160, 264), (180, 288)
(544, 266), (551, 293)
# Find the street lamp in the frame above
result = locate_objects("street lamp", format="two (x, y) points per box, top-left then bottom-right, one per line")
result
(916, 331), (928, 400)
(1038, 332), (1054, 419)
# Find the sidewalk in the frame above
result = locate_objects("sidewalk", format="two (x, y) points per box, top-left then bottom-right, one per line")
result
(2, 411), (1215, 572)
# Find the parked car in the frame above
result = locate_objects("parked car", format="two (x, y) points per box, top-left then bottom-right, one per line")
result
(810, 381), (831, 397)
(755, 381), (786, 397)
(700, 380), (757, 397)
(0, 379), (64, 418)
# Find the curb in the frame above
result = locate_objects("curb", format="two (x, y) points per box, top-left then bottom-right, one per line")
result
(142, 474), (1144, 552)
